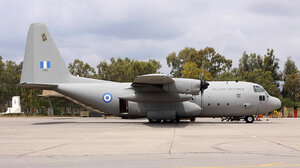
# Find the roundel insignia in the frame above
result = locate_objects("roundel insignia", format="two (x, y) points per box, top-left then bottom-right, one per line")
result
(102, 93), (112, 103)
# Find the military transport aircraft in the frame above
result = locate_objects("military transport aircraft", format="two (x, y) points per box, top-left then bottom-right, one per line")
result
(19, 23), (281, 123)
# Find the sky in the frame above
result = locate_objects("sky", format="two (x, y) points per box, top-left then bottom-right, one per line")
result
(0, 0), (299, 74)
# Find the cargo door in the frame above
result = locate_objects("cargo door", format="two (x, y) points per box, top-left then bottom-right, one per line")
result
(119, 99), (128, 114)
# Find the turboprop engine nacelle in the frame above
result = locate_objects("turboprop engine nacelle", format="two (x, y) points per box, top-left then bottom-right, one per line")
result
(168, 78), (201, 95)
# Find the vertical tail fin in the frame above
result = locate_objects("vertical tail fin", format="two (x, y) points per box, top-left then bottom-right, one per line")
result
(20, 23), (70, 84)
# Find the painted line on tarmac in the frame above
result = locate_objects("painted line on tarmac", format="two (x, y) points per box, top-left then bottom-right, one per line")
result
(17, 142), (71, 157)
(169, 123), (177, 154)
(186, 162), (300, 168)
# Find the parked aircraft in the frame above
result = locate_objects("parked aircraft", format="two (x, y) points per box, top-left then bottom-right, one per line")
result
(19, 23), (281, 123)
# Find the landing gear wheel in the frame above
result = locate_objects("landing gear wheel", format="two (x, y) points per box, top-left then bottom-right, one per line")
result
(175, 118), (180, 123)
(245, 116), (254, 123)
(190, 117), (196, 123)
(163, 119), (175, 123)
(148, 119), (161, 123)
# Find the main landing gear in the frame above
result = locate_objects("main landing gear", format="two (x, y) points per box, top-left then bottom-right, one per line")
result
(244, 115), (254, 123)
(148, 119), (161, 123)
(148, 117), (196, 123)
(189, 117), (196, 122)
(148, 119), (175, 123)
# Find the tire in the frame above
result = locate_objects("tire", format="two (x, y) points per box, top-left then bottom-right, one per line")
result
(190, 117), (196, 122)
(148, 119), (161, 123)
(148, 119), (154, 123)
(245, 116), (254, 123)
(163, 119), (174, 123)
(221, 117), (226, 121)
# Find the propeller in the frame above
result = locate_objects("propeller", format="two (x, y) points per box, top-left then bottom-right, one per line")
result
(200, 70), (209, 95)
(200, 68), (209, 108)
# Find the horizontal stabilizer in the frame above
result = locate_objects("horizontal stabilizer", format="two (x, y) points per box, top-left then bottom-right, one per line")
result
(17, 82), (58, 89)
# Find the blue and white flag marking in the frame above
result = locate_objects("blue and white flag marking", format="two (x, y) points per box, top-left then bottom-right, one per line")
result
(40, 61), (50, 69)
(102, 93), (113, 103)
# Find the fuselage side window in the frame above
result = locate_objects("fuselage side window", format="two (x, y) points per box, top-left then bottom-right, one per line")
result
(259, 95), (265, 101)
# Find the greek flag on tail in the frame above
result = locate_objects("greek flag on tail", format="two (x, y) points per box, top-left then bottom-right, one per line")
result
(40, 61), (50, 69)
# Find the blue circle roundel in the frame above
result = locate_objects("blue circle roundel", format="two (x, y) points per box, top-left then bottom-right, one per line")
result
(102, 93), (113, 103)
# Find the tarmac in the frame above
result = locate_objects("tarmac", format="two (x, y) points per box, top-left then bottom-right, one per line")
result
(0, 117), (300, 168)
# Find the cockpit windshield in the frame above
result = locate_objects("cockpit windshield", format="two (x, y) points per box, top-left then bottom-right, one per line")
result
(253, 85), (265, 92)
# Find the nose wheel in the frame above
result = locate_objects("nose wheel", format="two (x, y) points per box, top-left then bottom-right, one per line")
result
(190, 117), (196, 122)
(244, 116), (254, 123)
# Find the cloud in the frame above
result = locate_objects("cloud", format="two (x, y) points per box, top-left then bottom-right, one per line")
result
(0, 0), (299, 74)
(248, 0), (300, 17)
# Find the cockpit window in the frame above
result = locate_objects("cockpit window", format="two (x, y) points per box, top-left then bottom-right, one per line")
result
(253, 85), (265, 92)
(253, 86), (258, 92)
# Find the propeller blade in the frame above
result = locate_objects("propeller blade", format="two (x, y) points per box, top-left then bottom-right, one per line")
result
(199, 68), (209, 101)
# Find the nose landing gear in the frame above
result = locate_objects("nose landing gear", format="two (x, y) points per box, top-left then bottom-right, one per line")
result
(221, 116), (255, 123)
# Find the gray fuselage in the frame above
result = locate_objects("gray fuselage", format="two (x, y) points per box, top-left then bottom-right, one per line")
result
(54, 79), (281, 119)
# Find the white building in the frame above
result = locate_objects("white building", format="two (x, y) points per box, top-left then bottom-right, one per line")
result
(2, 96), (22, 114)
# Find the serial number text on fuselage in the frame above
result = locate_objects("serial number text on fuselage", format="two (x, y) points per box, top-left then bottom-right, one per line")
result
(211, 88), (245, 91)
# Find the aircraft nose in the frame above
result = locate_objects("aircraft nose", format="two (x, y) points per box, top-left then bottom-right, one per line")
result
(270, 97), (281, 110)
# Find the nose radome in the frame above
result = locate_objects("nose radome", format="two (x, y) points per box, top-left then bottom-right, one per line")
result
(270, 97), (281, 110)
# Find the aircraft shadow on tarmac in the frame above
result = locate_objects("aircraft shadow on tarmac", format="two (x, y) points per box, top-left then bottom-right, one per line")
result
(31, 121), (188, 128)
(31, 120), (269, 128)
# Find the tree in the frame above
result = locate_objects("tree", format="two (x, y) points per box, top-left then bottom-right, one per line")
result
(0, 58), (22, 112)
(283, 73), (300, 101)
(283, 57), (299, 80)
(181, 62), (212, 80)
(197, 47), (232, 78)
(214, 71), (238, 81)
(263, 49), (281, 81)
(0, 56), (5, 111)
(68, 59), (96, 78)
(21, 89), (45, 114)
(97, 57), (161, 82)
(166, 47), (232, 78)
(166, 48), (196, 78)
(236, 50), (281, 97)
(238, 52), (263, 73)
(282, 57), (300, 100)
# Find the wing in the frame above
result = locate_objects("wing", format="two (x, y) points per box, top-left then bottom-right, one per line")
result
(131, 74), (200, 95)
(127, 74), (201, 103)
(129, 74), (193, 102)
(132, 74), (173, 86)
